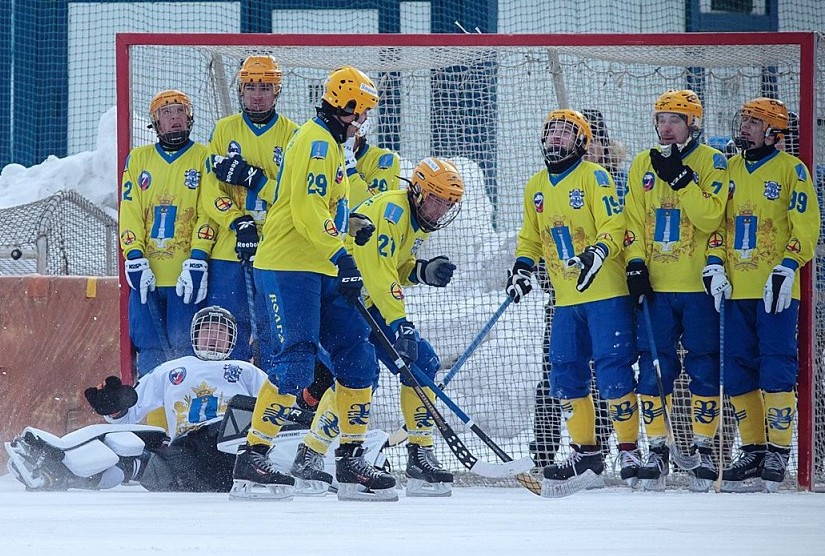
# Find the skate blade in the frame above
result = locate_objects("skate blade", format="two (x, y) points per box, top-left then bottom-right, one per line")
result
(623, 476), (639, 489)
(405, 478), (453, 497)
(688, 477), (713, 493)
(721, 478), (764, 493)
(294, 478), (331, 497)
(336, 483), (399, 502)
(4, 442), (45, 490)
(540, 470), (602, 498)
(228, 480), (294, 501)
(763, 479), (781, 493)
(640, 476), (667, 492)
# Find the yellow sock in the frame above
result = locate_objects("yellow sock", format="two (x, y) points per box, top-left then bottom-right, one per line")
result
(730, 390), (767, 445)
(304, 388), (339, 455)
(763, 390), (796, 448)
(560, 395), (597, 446)
(639, 394), (671, 439)
(691, 394), (720, 439)
(401, 385), (435, 447)
(246, 381), (296, 447)
(607, 392), (639, 445)
(335, 382), (372, 445)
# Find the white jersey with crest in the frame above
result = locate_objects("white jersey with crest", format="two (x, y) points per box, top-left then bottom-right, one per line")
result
(107, 356), (267, 441)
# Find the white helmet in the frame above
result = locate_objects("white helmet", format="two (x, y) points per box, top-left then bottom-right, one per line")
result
(191, 306), (237, 361)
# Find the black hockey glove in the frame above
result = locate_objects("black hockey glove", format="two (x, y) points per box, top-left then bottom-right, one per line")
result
(506, 260), (534, 303)
(566, 244), (607, 292)
(336, 254), (363, 305)
(84, 376), (138, 416)
(625, 259), (653, 307)
(394, 321), (419, 368)
(232, 215), (259, 263)
(348, 212), (375, 246)
(212, 155), (266, 192)
(649, 145), (694, 191)
(414, 256), (456, 287)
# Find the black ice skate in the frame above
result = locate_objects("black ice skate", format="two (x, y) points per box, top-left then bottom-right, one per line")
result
(229, 443), (295, 500)
(335, 442), (398, 502)
(617, 443), (642, 488)
(291, 443), (333, 496)
(688, 439), (717, 493)
(721, 444), (766, 493)
(405, 443), (453, 497)
(761, 444), (790, 493)
(638, 443), (669, 491)
(541, 444), (604, 497)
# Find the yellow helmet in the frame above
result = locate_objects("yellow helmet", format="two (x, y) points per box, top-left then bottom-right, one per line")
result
(237, 55), (282, 122)
(149, 89), (193, 147)
(542, 109), (592, 164)
(322, 66), (379, 115)
(741, 97), (789, 136)
(408, 157), (465, 232)
(653, 89), (703, 131)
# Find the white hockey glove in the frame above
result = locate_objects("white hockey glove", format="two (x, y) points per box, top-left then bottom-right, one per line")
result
(414, 256), (457, 287)
(701, 264), (732, 313)
(566, 244), (607, 292)
(763, 264), (795, 314)
(124, 257), (156, 305)
(175, 259), (208, 305)
(343, 137), (358, 175)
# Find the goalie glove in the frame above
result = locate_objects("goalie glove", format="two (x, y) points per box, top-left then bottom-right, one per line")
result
(232, 215), (259, 263)
(84, 376), (138, 417)
(212, 154), (267, 192)
(763, 264), (795, 314)
(649, 144), (695, 191)
(701, 263), (732, 313)
(567, 244), (607, 292)
(175, 258), (208, 305)
(506, 260), (534, 303)
(413, 256), (456, 287)
(394, 321), (419, 368)
(348, 212), (375, 246)
(124, 257), (156, 305)
(343, 137), (358, 176)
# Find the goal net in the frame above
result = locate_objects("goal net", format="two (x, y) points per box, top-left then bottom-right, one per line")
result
(118, 32), (824, 491)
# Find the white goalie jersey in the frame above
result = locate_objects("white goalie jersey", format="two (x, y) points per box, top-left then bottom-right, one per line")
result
(107, 356), (267, 441)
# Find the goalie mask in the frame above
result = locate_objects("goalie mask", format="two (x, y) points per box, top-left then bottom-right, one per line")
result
(731, 97), (789, 151)
(653, 89), (703, 143)
(318, 66), (379, 143)
(541, 109), (592, 165)
(238, 55), (282, 123)
(149, 90), (193, 148)
(191, 306), (237, 361)
(406, 157), (465, 232)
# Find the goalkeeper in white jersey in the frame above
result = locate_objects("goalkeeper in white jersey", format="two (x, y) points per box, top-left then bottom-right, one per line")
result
(710, 98), (820, 492)
(624, 90), (729, 492)
(291, 157), (464, 497)
(5, 306), (265, 493)
(119, 90), (214, 376)
(505, 109), (639, 490)
(200, 55), (299, 363)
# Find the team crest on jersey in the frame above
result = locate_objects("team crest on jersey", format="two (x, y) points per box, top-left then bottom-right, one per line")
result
(410, 237), (424, 256)
(533, 192), (544, 213)
(323, 219), (340, 236)
(643, 172), (655, 191)
(569, 189), (584, 209)
(197, 223), (216, 241)
(227, 141), (241, 157)
(215, 196), (233, 211)
(623, 229), (636, 247)
(120, 229), (137, 246)
(272, 146), (283, 165)
(707, 232), (724, 249)
(390, 281), (404, 300)
(138, 171), (152, 191)
(183, 169), (200, 189)
(335, 165), (344, 184)
(223, 363), (242, 383)
(786, 238), (801, 253)
(169, 367), (186, 385)
(763, 181), (781, 200)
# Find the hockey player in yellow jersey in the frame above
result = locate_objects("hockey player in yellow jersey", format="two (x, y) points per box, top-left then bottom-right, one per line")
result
(200, 55), (299, 362)
(119, 90), (214, 376)
(230, 66), (396, 502)
(505, 109), (639, 490)
(712, 98), (820, 492)
(623, 90), (728, 491)
(343, 119), (402, 208)
(291, 157), (463, 497)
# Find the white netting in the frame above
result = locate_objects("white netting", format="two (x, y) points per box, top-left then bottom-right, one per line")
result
(124, 35), (824, 490)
